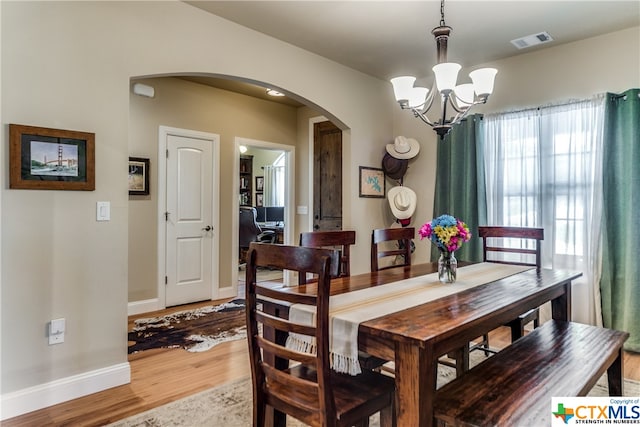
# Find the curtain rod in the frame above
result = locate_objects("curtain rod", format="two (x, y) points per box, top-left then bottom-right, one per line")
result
(486, 93), (607, 118)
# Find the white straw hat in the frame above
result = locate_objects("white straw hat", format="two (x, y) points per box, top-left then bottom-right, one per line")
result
(388, 186), (417, 220)
(386, 136), (420, 160)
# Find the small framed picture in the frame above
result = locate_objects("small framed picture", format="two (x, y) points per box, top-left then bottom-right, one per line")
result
(359, 166), (385, 198)
(128, 157), (150, 196)
(255, 176), (264, 192)
(256, 193), (264, 207)
(9, 124), (95, 191)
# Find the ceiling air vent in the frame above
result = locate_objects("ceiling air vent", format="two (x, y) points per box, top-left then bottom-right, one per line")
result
(510, 31), (553, 49)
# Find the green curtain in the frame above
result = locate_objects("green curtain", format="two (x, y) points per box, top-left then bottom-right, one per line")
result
(600, 88), (640, 352)
(431, 114), (487, 262)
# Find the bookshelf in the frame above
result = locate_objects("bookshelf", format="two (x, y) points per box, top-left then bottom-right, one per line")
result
(239, 155), (253, 206)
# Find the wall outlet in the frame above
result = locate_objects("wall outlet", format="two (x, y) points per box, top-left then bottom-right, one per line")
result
(49, 318), (65, 345)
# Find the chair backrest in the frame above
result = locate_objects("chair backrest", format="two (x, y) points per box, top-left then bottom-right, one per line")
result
(299, 230), (356, 278)
(371, 227), (415, 272)
(478, 226), (544, 269)
(245, 242), (340, 426)
(239, 206), (262, 249)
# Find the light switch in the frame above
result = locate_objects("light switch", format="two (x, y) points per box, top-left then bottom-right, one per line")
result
(297, 206), (308, 215)
(97, 201), (110, 221)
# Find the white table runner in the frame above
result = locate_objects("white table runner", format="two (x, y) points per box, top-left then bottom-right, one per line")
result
(286, 263), (532, 375)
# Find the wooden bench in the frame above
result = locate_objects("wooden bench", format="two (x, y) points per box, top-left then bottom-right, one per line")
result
(434, 320), (629, 427)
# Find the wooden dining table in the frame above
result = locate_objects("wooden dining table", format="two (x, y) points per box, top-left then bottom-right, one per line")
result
(260, 262), (581, 427)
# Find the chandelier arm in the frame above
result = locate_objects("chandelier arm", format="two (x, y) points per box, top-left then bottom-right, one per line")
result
(448, 95), (467, 114)
(450, 107), (471, 125)
(412, 108), (437, 127)
(413, 78), (437, 115)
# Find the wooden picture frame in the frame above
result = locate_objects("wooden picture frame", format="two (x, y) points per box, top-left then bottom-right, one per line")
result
(9, 124), (95, 191)
(255, 176), (264, 192)
(359, 166), (385, 198)
(255, 192), (264, 207)
(128, 157), (150, 196)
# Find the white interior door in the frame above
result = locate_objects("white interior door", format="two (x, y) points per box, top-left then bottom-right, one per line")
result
(165, 133), (216, 306)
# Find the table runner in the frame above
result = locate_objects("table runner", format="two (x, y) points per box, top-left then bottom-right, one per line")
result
(286, 263), (532, 375)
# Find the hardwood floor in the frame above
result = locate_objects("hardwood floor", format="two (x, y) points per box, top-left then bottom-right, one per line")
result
(4, 299), (640, 427)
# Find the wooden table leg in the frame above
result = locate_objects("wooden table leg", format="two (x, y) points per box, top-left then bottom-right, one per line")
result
(395, 341), (436, 427)
(607, 347), (624, 396)
(551, 280), (572, 321)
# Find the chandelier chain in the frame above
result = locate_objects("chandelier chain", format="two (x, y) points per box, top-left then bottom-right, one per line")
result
(440, 0), (446, 27)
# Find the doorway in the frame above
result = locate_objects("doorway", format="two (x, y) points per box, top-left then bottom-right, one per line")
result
(233, 137), (295, 291)
(312, 120), (343, 231)
(157, 126), (220, 307)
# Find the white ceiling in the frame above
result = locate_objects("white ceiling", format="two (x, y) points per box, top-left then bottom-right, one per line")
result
(186, 1), (640, 82)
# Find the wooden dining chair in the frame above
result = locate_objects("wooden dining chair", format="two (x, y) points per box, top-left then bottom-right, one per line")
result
(370, 227), (415, 272)
(300, 230), (356, 277)
(301, 230), (389, 371)
(471, 226), (545, 356)
(245, 242), (395, 427)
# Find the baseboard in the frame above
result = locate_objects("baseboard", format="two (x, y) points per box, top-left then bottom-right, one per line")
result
(128, 298), (160, 316)
(1, 362), (130, 420)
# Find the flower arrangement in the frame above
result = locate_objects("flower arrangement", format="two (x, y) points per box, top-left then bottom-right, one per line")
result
(419, 214), (471, 283)
(419, 214), (471, 254)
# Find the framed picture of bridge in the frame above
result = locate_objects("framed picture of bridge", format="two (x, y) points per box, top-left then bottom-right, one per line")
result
(9, 124), (95, 191)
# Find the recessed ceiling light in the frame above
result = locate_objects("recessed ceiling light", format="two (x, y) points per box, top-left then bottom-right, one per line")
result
(511, 31), (554, 49)
(266, 88), (285, 97)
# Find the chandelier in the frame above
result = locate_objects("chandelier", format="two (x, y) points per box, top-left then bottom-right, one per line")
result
(390, 0), (497, 139)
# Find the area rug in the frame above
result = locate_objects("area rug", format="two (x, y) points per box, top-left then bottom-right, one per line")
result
(107, 357), (639, 427)
(128, 299), (246, 354)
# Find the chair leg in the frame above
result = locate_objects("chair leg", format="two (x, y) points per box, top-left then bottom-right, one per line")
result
(510, 319), (525, 342)
(452, 346), (470, 375)
(379, 399), (395, 427)
(482, 334), (491, 356)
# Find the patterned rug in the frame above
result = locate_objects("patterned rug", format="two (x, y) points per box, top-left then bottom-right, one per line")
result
(107, 357), (640, 426)
(127, 299), (246, 354)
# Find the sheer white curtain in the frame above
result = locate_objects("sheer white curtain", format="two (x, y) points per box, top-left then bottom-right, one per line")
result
(263, 165), (284, 207)
(483, 96), (605, 325)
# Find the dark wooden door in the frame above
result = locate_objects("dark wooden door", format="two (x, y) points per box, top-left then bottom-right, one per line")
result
(313, 121), (342, 231)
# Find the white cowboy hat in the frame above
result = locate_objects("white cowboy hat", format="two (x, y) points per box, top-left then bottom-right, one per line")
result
(388, 186), (417, 220)
(386, 136), (420, 160)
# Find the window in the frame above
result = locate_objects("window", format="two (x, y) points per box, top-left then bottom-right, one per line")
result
(483, 96), (605, 323)
(263, 153), (285, 207)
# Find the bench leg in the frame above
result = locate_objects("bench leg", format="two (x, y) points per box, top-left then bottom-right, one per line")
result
(607, 347), (624, 396)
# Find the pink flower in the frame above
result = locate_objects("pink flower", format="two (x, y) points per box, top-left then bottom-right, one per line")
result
(418, 223), (432, 240)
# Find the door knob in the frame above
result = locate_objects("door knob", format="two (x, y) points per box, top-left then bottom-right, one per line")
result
(202, 225), (212, 231)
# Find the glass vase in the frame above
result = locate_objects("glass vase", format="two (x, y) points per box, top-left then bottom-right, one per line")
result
(438, 252), (457, 283)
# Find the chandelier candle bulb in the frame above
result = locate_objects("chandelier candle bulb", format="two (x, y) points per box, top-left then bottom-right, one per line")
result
(433, 62), (461, 93)
(469, 68), (498, 98)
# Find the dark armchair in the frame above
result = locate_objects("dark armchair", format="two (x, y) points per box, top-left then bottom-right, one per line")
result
(239, 206), (276, 264)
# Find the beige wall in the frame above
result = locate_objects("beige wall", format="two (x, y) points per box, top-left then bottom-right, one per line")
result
(1, 1), (392, 405)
